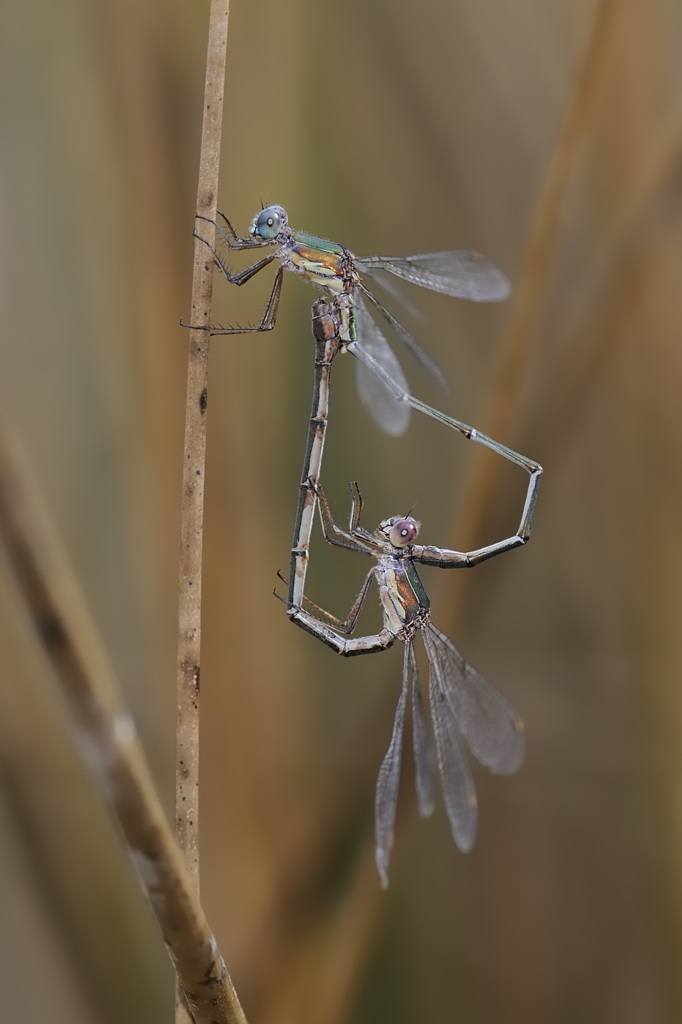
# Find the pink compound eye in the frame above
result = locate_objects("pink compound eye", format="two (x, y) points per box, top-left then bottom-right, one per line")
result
(388, 517), (419, 548)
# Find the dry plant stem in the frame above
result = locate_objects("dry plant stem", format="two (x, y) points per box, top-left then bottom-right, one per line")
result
(177, 0), (230, 892)
(176, 3), (232, 1019)
(176, 4), (232, 1019)
(451, 0), (617, 568)
(0, 424), (247, 1024)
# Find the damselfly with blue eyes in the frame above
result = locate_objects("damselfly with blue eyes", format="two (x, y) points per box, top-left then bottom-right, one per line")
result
(284, 481), (526, 887)
(192, 205), (510, 436)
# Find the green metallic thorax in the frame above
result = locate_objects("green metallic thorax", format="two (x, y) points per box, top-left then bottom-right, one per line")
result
(377, 558), (430, 636)
(402, 559), (430, 612)
(281, 232), (357, 297)
(291, 230), (346, 255)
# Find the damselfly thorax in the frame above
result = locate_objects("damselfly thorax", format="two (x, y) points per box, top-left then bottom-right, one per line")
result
(375, 557), (431, 638)
(280, 238), (359, 296)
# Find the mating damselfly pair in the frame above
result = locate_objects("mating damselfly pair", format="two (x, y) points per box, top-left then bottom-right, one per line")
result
(191, 205), (542, 885)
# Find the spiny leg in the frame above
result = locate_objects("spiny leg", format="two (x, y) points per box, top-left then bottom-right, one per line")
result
(348, 480), (364, 531)
(346, 481), (379, 545)
(276, 566), (376, 635)
(195, 233), (278, 287)
(208, 265), (284, 336)
(314, 482), (378, 556)
(288, 605), (396, 657)
(196, 212), (266, 250)
(294, 567), (377, 634)
(184, 241), (284, 335)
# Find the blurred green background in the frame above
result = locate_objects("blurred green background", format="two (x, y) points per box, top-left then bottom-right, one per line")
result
(2, 0), (682, 1021)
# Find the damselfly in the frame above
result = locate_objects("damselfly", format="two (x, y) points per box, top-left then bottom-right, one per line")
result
(193, 205), (510, 435)
(288, 300), (542, 612)
(287, 482), (528, 886)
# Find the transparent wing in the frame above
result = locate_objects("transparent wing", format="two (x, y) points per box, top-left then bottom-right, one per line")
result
(357, 251), (511, 302)
(424, 623), (525, 774)
(358, 282), (448, 391)
(374, 652), (409, 889)
(353, 295), (411, 436)
(358, 267), (422, 322)
(410, 642), (435, 818)
(422, 626), (478, 852)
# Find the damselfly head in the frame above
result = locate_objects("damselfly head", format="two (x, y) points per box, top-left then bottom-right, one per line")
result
(250, 205), (288, 240)
(378, 515), (420, 549)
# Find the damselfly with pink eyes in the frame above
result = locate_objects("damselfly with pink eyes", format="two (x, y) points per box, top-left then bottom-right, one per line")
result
(191, 204), (510, 436)
(285, 481), (527, 887)
(287, 300), (542, 615)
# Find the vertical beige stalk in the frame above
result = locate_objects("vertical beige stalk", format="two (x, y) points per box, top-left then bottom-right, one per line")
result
(176, 0), (230, 898)
(176, 2), (232, 1021)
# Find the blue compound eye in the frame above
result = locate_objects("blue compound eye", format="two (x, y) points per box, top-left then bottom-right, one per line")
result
(388, 517), (419, 548)
(251, 205), (287, 239)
